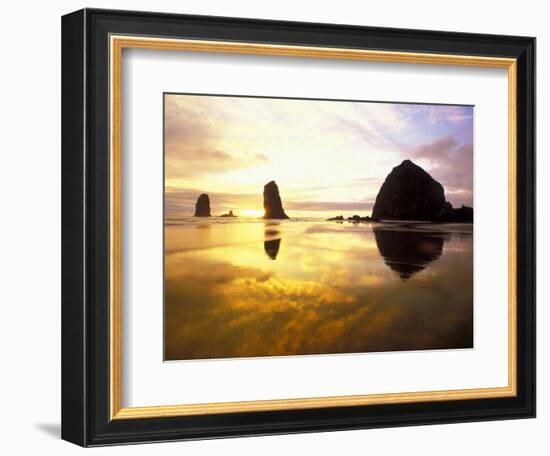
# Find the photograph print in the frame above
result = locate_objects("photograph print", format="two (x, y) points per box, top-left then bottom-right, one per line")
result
(164, 94), (474, 361)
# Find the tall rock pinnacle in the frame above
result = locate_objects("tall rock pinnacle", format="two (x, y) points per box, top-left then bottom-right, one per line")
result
(194, 193), (211, 217)
(262, 181), (289, 219)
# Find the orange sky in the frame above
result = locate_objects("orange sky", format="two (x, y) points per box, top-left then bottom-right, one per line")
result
(165, 94), (473, 218)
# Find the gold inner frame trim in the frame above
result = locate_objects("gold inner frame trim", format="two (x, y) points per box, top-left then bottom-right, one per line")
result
(109, 35), (518, 420)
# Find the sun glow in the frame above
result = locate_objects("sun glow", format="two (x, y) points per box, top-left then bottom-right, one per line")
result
(239, 208), (264, 217)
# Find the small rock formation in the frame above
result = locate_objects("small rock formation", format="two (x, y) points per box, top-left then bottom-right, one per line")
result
(221, 210), (237, 217)
(327, 215), (344, 221)
(262, 181), (289, 219)
(372, 159), (473, 222)
(434, 204), (473, 223)
(194, 193), (211, 217)
(348, 215), (371, 223)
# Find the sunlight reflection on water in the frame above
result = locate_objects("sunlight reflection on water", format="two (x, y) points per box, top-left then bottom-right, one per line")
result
(164, 219), (473, 360)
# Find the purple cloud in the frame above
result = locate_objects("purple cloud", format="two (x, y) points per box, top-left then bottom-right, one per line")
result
(407, 135), (473, 207)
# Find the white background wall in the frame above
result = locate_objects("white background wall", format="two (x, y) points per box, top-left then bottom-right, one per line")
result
(0, 0), (545, 454)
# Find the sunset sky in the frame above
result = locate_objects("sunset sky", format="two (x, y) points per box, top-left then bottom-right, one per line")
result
(165, 94), (473, 219)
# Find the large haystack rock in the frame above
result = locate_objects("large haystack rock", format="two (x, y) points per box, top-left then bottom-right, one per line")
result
(372, 160), (447, 221)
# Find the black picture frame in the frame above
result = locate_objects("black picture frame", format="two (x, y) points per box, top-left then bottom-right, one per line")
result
(62, 8), (536, 447)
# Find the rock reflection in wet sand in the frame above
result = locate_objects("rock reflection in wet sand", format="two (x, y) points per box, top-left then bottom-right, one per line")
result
(164, 220), (473, 360)
(264, 238), (281, 259)
(264, 223), (282, 259)
(373, 225), (448, 280)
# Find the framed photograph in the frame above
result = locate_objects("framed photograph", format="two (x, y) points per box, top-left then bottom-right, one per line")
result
(61, 8), (535, 446)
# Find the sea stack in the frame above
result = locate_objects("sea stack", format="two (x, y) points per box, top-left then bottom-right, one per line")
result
(263, 181), (289, 219)
(372, 160), (445, 221)
(193, 193), (211, 217)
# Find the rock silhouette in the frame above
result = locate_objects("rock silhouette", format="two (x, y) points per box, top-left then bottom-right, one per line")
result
(372, 160), (446, 221)
(373, 226), (446, 279)
(194, 194), (211, 217)
(221, 210), (237, 217)
(348, 215), (371, 222)
(372, 160), (473, 222)
(263, 181), (289, 219)
(434, 204), (473, 223)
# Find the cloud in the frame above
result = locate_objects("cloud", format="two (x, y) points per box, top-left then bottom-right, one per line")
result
(414, 135), (459, 160)
(408, 135), (473, 207)
(286, 200), (375, 212)
(332, 115), (403, 150)
(165, 95), (271, 178)
(164, 94), (474, 214)
(165, 188), (262, 217)
(165, 145), (269, 178)
(397, 104), (473, 126)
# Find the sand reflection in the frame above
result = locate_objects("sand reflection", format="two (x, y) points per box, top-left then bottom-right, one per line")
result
(373, 225), (447, 279)
(165, 220), (473, 360)
(264, 222), (282, 260)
